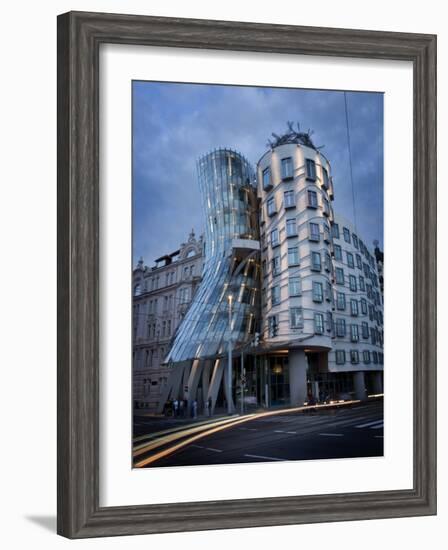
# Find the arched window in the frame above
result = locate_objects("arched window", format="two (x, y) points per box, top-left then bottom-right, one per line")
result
(186, 248), (196, 258)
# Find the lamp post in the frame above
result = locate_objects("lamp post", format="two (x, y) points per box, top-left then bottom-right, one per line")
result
(227, 293), (233, 415)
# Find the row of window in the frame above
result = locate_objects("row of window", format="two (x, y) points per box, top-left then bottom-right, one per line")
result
(262, 157), (330, 191)
(269, 220), (331, 247)
(268, 247), (332, 274)
(335, 349), (384, 365)
(332, 223), (376, 269)
(133, 264), (197, 296)
(266, 189), (331, 217)
(267, 306), (383, 346)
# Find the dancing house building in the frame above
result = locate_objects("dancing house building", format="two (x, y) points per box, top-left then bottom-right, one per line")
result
(133, 125), (384, 415)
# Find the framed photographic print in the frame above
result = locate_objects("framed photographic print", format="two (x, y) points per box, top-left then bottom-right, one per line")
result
(57, 11), (437, 538)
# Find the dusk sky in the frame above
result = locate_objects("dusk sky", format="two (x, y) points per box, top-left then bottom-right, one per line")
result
(133, 81), (383, 266)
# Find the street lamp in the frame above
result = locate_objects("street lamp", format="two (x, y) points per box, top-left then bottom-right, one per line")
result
(227, 293), (233, 415)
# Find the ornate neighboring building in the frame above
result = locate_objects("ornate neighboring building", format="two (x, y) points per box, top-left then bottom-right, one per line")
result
(132, 230), (203, 411)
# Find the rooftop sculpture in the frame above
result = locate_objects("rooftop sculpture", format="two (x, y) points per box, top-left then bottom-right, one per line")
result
(267, 121), (324, 150)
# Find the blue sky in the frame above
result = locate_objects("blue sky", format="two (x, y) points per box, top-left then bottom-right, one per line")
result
(133, 81), (383, 265)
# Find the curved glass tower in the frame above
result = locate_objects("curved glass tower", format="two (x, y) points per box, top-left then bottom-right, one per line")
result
(165, 149), (260, 363)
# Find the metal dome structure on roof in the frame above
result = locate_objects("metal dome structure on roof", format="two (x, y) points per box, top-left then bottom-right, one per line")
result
(267, 121), (324, 151)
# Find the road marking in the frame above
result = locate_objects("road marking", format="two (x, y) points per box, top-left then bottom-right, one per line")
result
(319, 433), (344, 437)
(190, 444), (205, 449)
(205, 447), (223, 453)
(285, 431), (297, 434)
(355, 419), (384, 429)
(274, 430), (286, 433)
(244, 454), (284, 461)
(370, 423), (384, 430)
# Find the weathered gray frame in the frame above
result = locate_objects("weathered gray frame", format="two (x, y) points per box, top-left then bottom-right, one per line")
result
(57, 11), (437, 538)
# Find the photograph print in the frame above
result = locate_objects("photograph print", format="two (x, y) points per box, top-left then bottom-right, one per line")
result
(132, 81), (384, 468)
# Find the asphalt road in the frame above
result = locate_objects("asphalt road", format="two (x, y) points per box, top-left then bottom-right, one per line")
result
(135, 399), (384, 468)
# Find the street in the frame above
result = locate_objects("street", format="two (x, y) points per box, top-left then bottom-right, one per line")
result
(133, 398), (383, 468)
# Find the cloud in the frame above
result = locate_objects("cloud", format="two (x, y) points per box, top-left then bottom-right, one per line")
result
(133, 82), (383, 264)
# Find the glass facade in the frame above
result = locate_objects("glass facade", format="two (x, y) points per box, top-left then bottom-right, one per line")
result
(165, 149), (260, 363)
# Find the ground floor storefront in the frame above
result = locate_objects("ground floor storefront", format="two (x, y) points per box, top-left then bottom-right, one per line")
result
(146, 350), (384, 417)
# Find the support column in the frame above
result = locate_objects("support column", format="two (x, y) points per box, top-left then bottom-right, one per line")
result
(206, 359), (224, 415)
(223, 356), (235, 414)
(289, 350), (308, 407)
(186, 359), (203, 407)
(353, 371), (367, 400)
(372, 371), (383, 394)
(156, 361), (187, 414)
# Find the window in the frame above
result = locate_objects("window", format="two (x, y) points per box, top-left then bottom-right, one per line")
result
(281, 157), (293, 179)
(267, 197), (276, 216)
(350, 299), (359, 316)
(336, 291), (346, 310)
(359, 275), (365, 291)
(350, 324), (359, 342)
(312, 281), (323, 302)
(314, 313), (324, 334)
(335, 267), (345, 285)
(363, 350), (371, 364)
(370, 327), (377, 345)
(334, 244), (342, 261)
(311, 251), (321, 272)
(284, 190), (295, 208)
(358, 300), (366, 317)
(372, 351), (379, 364)
(335, 318), (346, 337)
(290, 307), (304, 329)
(307, 189), (318, 208)
(379, 352), (384, 364)
(343, 227), (351, 243)
(271, 285), (280, 306)
(350, 350), (359, 364)
(262, 167), (271, 190)
(332, 222), (340, 239)
(270, 228), (279, 247)
(323, 224), (331, 243)
(134, 284), (141, 296)
(268, 315), (278, 337)
(352, 234), (359, 249)
(288, 246), (300, 266)
(362, 321), (369, 339)
(271, 256), (281, 276)
(286, 218), (297, 237)
(349, 275), (357, 292)
(346, 252), (354, 268)
(336, 350), (346, 364)
(309, 222), (320, 242)
(356, 254), (362, 269)
(323, 197), (331, 217)
(289, 276), (302, 297)
(167, 320), (171, 336)
(306, 158), (316, 180)
(322, 166), (330, 189)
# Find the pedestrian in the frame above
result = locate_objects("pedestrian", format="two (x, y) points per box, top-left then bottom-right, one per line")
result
(204, 398), (209, 417)
(173, 399), (178, 417)
(192, 399), (198, 419)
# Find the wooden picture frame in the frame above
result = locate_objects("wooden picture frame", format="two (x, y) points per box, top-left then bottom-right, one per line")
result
(57, 11), (437, 538)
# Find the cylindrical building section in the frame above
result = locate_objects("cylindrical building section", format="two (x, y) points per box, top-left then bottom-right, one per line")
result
(257, 140), (335, 352)
(165, 149), (260, 364)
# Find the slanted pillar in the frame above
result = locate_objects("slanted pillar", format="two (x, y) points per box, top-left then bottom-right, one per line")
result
(289, 350), (308, 407)
(206, 359), (224, 415)
(186, 359), (203, 407)
(353, 371), (367, 400)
